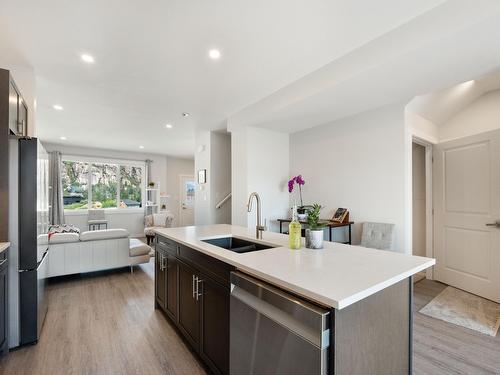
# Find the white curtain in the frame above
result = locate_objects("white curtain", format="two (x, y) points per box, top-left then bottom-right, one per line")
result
(145, 159), (152, 216)
(49, 151), (65, 225)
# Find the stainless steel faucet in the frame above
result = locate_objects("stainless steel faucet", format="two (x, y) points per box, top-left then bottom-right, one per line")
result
(247, 192), (266, 239)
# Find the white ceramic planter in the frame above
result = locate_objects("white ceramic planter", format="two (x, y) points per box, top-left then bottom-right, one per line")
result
(305, 229), (324, 249)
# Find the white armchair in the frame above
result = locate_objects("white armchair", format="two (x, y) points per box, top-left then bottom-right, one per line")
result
(144, 212), (174, 245)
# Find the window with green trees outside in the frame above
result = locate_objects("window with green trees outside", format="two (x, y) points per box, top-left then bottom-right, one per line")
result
(62, 159), (144, 210)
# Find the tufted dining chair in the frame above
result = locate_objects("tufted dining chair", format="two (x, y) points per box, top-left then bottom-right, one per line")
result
(360, 222), (395, 250)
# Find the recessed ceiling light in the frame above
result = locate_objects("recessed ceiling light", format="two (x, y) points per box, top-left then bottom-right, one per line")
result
(81, 54), (95, 63)
(53, 104), (63, 111)
(139, 145), (144, 149)
(208, 49), (221, 60)
(182, 112), (190, 117)
(60, 136), (67, 140)
(165, 124), (173, 129)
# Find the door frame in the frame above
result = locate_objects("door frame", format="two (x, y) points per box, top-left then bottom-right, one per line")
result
(412, 136), (434, 280)
(179, 174), (195, 226)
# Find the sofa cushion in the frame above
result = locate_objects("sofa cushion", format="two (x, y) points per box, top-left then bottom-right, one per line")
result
(80, 229), (129, 242)
(129, 238), (152, 257)
(49, 232), (80, 244)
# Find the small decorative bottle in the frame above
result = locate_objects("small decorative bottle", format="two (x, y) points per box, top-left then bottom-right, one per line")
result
(289, 205), (302, 249)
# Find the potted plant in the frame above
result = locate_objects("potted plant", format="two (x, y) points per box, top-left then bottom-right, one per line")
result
(288, 175), (310, 220)
(305, 204), (326, 249)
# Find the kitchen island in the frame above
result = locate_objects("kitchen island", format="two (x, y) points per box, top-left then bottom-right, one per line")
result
(154, 224), (434, 375)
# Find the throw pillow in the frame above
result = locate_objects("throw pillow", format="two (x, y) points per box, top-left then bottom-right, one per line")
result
(48, 224), (80, 239)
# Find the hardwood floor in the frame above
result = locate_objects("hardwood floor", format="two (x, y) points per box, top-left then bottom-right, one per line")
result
(413, 279), (500, 375)
(0, 261), (207, 375)
(0, 264), (498, 374)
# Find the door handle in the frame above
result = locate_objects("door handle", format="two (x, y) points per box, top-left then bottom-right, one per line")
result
(486, 220), (500, 227)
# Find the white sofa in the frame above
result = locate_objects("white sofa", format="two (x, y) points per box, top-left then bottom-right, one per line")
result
(48, 229), (151, 277)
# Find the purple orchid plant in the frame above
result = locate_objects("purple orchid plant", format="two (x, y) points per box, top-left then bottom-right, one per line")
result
(288, 175), (307, 212)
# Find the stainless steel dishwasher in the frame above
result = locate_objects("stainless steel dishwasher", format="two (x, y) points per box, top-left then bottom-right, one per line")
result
(230, 271), (330, 375)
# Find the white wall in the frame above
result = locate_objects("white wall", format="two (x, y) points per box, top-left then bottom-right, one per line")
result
(43, 142), (193, 235)
(290, 103), (410, 252)
(211, 132), (232, 224)
(231, 127), (248, 227)
(406, 110), (439, 144)
(412, 143), (426, 257)
(231, 126), (289, 232)
(194, 131), (231, 225)
(194, 131), (212, 225)
(439, 89), (500, 141)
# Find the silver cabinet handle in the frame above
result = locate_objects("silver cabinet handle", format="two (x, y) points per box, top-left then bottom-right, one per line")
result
(192, 275), (196, 299)
(160, 254), (166, 270)
(0, 259), (6, 267)
(486, 220), (500, 227)
(195, 278), (203, 301)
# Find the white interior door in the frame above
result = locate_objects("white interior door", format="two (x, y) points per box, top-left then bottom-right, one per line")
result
(179, 175), (195, 226)
(434, 129), (500, 302)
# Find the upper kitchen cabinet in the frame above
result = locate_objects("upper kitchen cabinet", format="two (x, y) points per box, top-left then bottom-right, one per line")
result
(0, 69), (29, 240)
(1, 69), (28, 138)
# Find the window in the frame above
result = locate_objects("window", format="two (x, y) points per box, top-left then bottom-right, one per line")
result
(62, 161), (89, 210)
(62, 157), (144, 210)
(120, 165), (143, 208)
(91, 163), (118, 208)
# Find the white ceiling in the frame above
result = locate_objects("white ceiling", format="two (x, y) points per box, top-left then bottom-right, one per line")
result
(0, 0), (448, 157)
(228, 1), (500, 133)
(408, 70), (500, 125)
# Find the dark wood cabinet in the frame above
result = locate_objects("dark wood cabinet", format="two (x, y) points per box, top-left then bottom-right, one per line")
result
(5, 75), (27, 137)
(154, 248), (166, 310)
(8, 82), (19, 135)
(17, 96), (28, 136)
(0, 249), (8, 357)
(177, 261), (200, 349)
(164, 254), (178, 321)
(155, 236), (233, 375)
(2, 69), (29, 242)
(199, 276), (230, 375)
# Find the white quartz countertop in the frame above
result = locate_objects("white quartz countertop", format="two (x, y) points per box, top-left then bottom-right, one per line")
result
(0, 242), (10, 254)
(154, 225), (435, 309)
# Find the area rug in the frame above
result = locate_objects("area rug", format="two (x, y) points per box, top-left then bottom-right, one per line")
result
(419, 286), (500, 337)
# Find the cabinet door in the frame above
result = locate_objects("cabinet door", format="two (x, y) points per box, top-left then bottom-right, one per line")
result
(178, 261), (200, 350)
(199, 277), (230, 375)
(0, 254), (8, 356)
(165, 254), (178, 321)
(18, 97), (28, 136)
(155, 249), (166, 309)
(8, 82), (18, 135)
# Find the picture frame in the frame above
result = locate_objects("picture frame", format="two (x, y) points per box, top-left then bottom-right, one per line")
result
(331, 208), (349, 223)
(198, 169), (207, 184)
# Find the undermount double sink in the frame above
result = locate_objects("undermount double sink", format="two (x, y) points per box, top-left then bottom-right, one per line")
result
(201, 236), (277, 254)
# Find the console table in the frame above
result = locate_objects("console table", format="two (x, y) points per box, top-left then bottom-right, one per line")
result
(277, 219), (354, 244)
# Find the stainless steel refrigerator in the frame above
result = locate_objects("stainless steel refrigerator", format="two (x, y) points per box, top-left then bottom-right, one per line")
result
(8, 137), (49, 347)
